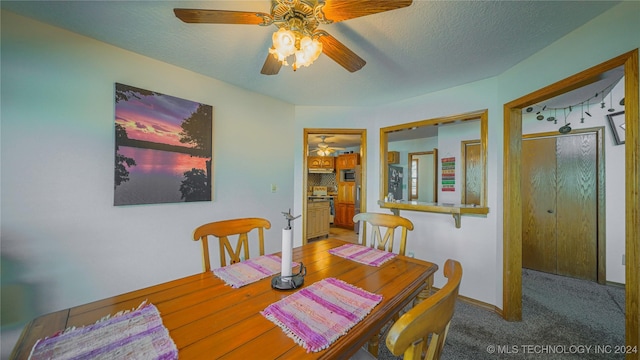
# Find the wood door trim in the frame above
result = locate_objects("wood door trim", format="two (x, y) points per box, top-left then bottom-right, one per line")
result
(523, 127), (606, 283)
(303, 129), (367, 244)
(503, 49), (638, 352)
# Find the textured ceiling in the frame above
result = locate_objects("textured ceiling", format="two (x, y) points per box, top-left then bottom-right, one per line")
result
(1, 0), (619, 107)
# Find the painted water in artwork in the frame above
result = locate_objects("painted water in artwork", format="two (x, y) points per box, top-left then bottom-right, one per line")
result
(114, 83), (213, 205)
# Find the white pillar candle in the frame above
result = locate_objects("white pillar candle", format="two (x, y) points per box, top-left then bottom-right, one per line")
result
(281, 228), (293, 282)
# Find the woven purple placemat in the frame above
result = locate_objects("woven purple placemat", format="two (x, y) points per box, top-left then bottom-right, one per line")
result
(328, 243), (397, 267)
(213, 254), (299, 288)
(261, 277), (382, 353)
(29, 302), (177, 360)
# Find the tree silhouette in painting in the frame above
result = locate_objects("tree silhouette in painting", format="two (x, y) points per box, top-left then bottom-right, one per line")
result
(180, 169), (209, 202)
(114, 123), (136, 189)
(179, 104), (213, 202)
(114, 83), (155, 190)
(115, 83), (158, 104)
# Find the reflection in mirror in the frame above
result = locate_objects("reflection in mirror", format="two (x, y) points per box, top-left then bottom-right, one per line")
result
(461, 140), (481, 205)
(409, 150), (438, 202)
(381, 109), (488, 210)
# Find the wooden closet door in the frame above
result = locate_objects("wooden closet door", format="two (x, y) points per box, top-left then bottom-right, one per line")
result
(555, 134), (597, 281)
(522, 137), (557, 273)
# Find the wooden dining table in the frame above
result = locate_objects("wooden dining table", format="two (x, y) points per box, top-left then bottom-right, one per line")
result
(11, 238), (438, 359)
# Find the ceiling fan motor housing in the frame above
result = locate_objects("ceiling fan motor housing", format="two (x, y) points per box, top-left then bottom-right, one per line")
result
(270, 0), (328, 35)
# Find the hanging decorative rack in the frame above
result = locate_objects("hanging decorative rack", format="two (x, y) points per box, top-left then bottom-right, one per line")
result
(528, 79), (624, 133)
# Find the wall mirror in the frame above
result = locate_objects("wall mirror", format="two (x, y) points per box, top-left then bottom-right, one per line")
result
(379, 109), (489, 227)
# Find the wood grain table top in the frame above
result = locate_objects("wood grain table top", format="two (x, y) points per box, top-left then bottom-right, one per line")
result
(11, 238), (437, 359)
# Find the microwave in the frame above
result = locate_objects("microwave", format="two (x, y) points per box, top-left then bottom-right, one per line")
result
(342, 169), (356, 182)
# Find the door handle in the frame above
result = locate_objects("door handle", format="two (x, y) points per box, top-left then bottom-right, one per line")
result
(547, 210), (554, 214)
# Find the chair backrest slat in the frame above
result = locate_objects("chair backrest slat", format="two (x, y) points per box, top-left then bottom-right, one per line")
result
(353, 212), (413, 255)
(193, 217), (271, 271)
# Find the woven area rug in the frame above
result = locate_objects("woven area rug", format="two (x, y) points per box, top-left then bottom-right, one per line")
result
(261, 277), (382, 353)
(29, 302), (177, 360)
(213, 254), (299, 288)
(328, 243), (396, 267)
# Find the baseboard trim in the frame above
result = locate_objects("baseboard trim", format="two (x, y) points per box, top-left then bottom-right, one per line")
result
(606, 280), (625, 289)
(433, 279), (626, 320)
(432, 286), (504, 317)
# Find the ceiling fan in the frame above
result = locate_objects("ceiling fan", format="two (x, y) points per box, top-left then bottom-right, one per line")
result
(174, 0), (413, 75)
(311, 135), (345, 156)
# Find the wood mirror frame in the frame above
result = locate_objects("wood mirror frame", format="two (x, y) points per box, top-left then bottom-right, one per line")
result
(379, 110), (489, 228)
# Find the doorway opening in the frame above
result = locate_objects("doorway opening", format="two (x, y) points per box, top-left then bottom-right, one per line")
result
(303, 129), (366, 245)
(502, 50), (638, 346)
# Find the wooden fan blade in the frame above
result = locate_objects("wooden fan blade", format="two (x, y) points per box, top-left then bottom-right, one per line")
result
(316, 31), (366, 73)
(174, 9), (270, 25)
(261, 51), (282, 75)
(320, 0), (413, 22)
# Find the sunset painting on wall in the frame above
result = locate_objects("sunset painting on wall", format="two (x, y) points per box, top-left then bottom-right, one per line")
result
(114, 83), (213, 206)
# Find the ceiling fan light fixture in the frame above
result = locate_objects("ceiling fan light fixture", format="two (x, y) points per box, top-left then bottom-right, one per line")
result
(272, 29), (323, 70)
(294, 36), (323, 69)
(270, 28), (296, 62)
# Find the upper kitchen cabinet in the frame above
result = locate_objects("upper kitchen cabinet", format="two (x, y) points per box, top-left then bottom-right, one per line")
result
(308, 156), (335, 171)
(336, 153), (359, 169)
(387, 151), (400, 164)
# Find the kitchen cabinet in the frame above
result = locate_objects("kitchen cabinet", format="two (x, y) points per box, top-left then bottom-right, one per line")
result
(334, 203), (355, 228)
(306, 200), (330, 240)
(336, 153), (359, 169)
(308, 156), (334, 170)
(335, 182), (355, 228)
(388, 151), (400, 164)
(337, 182), (355, 203)
(334, 155), (358, 229)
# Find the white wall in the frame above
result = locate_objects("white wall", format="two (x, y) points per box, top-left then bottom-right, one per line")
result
(296, 79), (502, 306)
(0, 9), (295, 344)
(294, 1), (640, 308)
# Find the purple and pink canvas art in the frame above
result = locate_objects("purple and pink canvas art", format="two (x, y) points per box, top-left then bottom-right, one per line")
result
(114, 83), (213, 205)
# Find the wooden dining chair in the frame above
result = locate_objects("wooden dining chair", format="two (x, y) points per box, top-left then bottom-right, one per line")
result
(352, 259), (463, 360)
(353, 212), (414, 256)
(353, 212), (414, 356)
(192, 217), (271, 272)
(387, 259), (463, 360)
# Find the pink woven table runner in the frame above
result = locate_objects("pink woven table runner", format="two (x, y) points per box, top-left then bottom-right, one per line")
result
(213, 254), (299, 288)
(328, 243), (396, 267)
(29, 302), (177, 360)
(261, 277), (382, 353)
